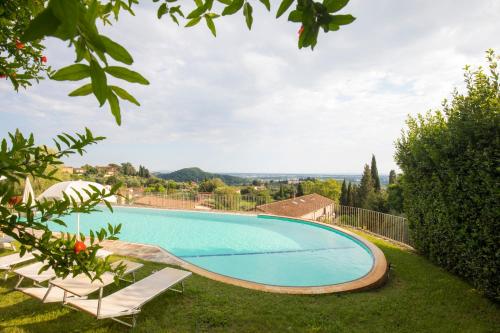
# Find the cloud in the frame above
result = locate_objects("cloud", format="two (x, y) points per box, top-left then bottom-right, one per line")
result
(1, 0), (499, 173)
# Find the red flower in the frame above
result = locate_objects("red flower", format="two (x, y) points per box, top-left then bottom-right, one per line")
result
(15, 41), (24, 49)
(298, 25), (304, 37)
(8, 196), (22, 206)
(41, 56), (47, 63)
(74, 241), (87, 254)
(0, 74), (6, 79)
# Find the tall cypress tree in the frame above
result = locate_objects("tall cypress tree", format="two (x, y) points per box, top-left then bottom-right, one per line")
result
(370, 154), (381, 192)
(348, 183), (357, 207)
(358, 164), (374, 208)
(388, 169), (397, 185)
(297, 182), (304, 196)
(340, 179), (348, 205)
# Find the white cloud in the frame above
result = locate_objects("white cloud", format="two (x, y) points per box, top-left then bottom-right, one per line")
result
(1, 0), (499, 173)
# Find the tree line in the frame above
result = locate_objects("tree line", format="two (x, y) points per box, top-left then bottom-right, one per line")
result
(338, 155), (404, 215)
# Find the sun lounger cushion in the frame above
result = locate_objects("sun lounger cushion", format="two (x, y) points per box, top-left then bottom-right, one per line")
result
(0, 252), (35, 269)
(67, 267), (192, 319)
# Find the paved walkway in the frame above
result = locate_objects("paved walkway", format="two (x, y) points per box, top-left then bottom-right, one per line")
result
(24, 228), (181, 265)
(99, 240), (181, 265)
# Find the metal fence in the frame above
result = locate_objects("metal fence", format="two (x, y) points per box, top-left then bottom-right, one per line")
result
(319, 204), (412, 247)
(124, 192), (270, 212)
(124, 192), (412, 246)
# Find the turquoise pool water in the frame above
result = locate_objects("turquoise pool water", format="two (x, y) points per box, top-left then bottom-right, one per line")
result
(54, 207), (374, 287)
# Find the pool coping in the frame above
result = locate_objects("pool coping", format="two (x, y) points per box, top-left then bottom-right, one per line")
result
(154, 212), (389, 295)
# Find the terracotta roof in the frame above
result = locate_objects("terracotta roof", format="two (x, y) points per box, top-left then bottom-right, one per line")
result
(256, 193), (334, 218)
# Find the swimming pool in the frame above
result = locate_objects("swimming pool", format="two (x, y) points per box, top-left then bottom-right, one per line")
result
(54, 207), (387, 293)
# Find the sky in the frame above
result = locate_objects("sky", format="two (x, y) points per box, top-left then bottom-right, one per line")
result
(1, 0), (499, 174)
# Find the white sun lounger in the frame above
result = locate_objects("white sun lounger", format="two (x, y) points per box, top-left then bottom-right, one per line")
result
(0, 233), (16, 250)
(13, 249), (113, 289)
(20, 260), (144, 303)
(0, 252), (35, 280)
(66, 267), (192, 327)
(14, 261), (56, 288)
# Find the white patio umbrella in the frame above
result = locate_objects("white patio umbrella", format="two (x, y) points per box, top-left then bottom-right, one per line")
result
(37, 180), (116, 238)
(22, 177), (35, 204)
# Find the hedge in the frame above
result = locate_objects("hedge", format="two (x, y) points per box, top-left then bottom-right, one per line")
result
(395, 50), (500, 301)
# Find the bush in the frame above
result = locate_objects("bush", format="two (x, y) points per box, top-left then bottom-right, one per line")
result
(395, 50), (500, 300)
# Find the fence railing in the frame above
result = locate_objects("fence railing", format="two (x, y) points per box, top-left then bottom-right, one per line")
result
(122, 192), (412, 246)
(123, 192), (271, 212)
(318, 204), (412, 247)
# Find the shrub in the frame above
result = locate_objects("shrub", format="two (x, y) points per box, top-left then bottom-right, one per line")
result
(395, 50), (500, 300)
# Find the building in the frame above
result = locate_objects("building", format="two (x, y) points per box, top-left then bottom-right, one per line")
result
(96, 165), (119, 177)
(74, 168), (85, 175)
(60, 166), (74, 174)
(256, 193), (334, 220)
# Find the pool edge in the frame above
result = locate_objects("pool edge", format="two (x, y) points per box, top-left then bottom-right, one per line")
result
(157, 213), (388, 295)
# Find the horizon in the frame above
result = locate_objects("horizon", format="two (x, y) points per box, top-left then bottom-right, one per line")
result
(2, 0), (499, 175)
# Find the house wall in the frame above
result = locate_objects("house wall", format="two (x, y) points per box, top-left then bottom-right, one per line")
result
(300, 205), (333, 220)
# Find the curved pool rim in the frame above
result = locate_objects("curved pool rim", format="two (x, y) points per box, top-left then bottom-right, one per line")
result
(145, 211), (389, 295)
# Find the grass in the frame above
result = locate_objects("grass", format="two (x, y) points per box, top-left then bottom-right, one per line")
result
(0, 233), (499, 333)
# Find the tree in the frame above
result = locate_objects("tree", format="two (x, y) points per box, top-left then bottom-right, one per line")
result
(0, 1), (51, 89)
(370, 154), (381, 192)
(395, 50), (500, 300)
(251, 179), (262, 186)
(347, 182), (357, 207)
(357, 164), (373, 208)
(1, 0), (355, 124)
(105, 174), (119, 185)
(388, 169), (397, 185)
(120, 162), (136, 176)
(138, 165), (150, 178)
(339, 179), (348, 205)
(0, 129), (124, 281)
(387, 178), (404, 214)
(299, 179), (341, 201)
(198, 177), (225, 192)
(297, 182), (305, 196)
(82, 164), (97, 175)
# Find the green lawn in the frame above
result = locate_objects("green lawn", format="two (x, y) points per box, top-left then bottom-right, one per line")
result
(1, 234), (499, 333)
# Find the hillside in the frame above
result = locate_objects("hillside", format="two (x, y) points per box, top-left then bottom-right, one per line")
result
(157, 167), (247, 185)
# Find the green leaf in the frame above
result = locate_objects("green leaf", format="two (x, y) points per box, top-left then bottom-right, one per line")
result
(100, 35), (133, 65)
(111, 86), (140, 106)
(68, 83), (93, 96)
(288, 10), (302, 22)
(90, 60), (108, 106)
(222, 0), (244, 16)
(217, 0), (232, 4)
(327, 23), (339, 31)
(323, 0), (349, 13)
(187, 4), (207, 19)
(330, 14), (356, 25)
(243, 3), (253, 30)
(258, 0), (271, 11)
(185, 17), (202, 27)
(50, 0), (79, 39)
(157, 3), (168, 18)
(104, 66), (150, 85)
(51, 64), (90, 81)
(205, 16), (216, 37)
(77, 14), (106, 53)
(276, 0), (294, 18)
(22, 8), (61, 42)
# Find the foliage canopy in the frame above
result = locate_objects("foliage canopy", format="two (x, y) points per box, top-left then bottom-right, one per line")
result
(1, 0), (355, 124)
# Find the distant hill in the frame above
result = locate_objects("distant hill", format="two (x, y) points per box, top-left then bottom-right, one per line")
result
(157, 167), (247, 185)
